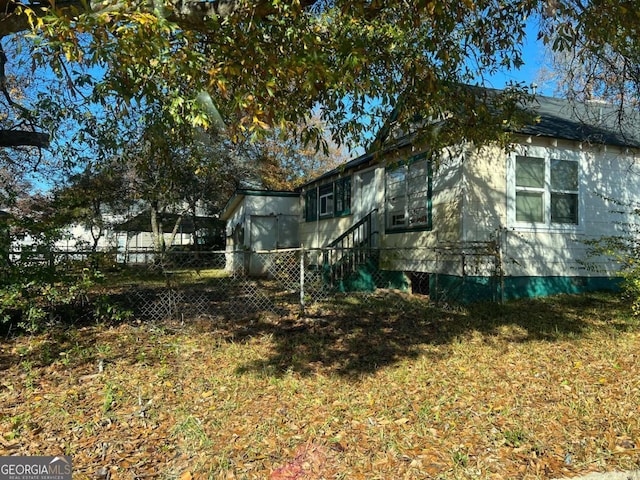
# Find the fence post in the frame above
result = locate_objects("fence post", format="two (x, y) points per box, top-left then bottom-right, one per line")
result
(299, 244), (305, 315)
(48, 249), (55, 275)
(434, 248), (439, 305)
(498, 228), (505, 304)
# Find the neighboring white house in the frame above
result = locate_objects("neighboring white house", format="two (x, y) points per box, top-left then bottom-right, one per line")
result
(54, 212), (200, 253)
(6, 203), (222, 266)
(223, 94), (640, 301)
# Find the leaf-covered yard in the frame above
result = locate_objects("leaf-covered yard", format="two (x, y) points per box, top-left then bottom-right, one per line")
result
(1, 292), (639, 479)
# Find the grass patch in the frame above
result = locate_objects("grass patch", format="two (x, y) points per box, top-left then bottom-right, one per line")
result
(0, 292), (638, 479)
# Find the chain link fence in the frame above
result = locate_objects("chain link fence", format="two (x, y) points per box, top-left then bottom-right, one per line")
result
(3, 244), (501, 323)
(110, 245), (499, 320)
(116, 249), (354, 321)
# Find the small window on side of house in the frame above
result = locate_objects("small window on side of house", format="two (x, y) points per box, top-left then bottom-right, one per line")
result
(304, 189), (318, 222)
(550, 159), (578, 224)
(513, 153), (579, 227)
(385, 154), (432, 232)
(334, 177), (351, 216)
(306, 176), (352, 221)
(319, 183), (334, 218)
(515, 156), (545, 223)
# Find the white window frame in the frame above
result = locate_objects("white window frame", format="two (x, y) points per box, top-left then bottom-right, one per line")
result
(507, 144), (583, 232)
(318, 183), (334, 218)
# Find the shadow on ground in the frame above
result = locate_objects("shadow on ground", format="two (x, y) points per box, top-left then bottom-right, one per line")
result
(0, 291), (634, 378)
(231, 291), (633, 377)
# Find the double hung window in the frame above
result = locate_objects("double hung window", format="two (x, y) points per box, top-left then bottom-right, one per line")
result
(319, 184), (334, 218)
(514, 151), (579, 227)
(304, 176), (351, 221)
(385, 154), (432, 231)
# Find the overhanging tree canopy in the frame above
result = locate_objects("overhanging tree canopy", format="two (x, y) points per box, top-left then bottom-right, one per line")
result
(0, 0), (540, 154)
(0, 0), (637, 156)
(539, 1), (640, 108)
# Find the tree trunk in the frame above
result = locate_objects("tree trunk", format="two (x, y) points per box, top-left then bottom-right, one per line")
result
(149, 203), (164, 254)
(165, 212), (184, 252)
(89, 201), (104, 253)
(90, 224), (103, 252)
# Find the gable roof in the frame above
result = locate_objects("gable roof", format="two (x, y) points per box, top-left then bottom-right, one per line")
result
(113, 209), (222, 233)
(301, 92), (640, 188)
(521, 95), (640, 148)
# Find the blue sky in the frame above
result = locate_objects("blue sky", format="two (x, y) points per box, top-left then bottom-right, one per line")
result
(345, 23), (555, 156)
(482, 19), (554, 96)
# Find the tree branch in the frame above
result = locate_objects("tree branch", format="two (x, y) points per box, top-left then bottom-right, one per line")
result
(0, 0), (321, 36)
(0, 39), (50, 149)
(0, 130), (50, 147)
(0, 42), (34, 120)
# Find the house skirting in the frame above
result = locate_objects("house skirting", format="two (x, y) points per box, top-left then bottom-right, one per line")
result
(430, 274), (622, 303)
(333, 263), (411, 293)
(320, 262), (621, 303)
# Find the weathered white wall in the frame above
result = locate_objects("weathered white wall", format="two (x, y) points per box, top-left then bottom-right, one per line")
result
(224, 193), (300, 252)
(377, 148), (465, 274)
(245, 195), (300, 217)
(462, 137), (640, 278)
(222, 192), (301, 275)
(280, 135), (640, 281)
(461, 143), (508, 242)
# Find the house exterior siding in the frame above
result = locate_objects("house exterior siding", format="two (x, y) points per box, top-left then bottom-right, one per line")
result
(300, 167), (384, 249)
(223, 94), (640, 302)
(462, 143), (508, 242)
(221, 190), (300, 276)
(377, 148), (464, 276)
(455, 136), (639, 299)
(298, 213), (358, 249)
(223, 192), (300, 250)
(295, 135), (638, 301)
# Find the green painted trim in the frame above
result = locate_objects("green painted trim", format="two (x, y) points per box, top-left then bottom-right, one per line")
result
(430, 274), (622, 304)
(321, 267), (621, 302)
(334, 210), (351, 218)
(430, 274), (496, 303)
(304, 176), (353, 223)
(321, 259), (410, 294)
(379, 271), (411, 292)
(501, 276), (621, 300)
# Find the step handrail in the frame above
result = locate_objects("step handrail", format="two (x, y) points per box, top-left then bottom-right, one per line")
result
(327, 209), (379, 249)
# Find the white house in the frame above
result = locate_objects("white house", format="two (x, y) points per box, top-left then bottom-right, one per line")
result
(223, 94), (640, 301)
(4, 202), (222, 266)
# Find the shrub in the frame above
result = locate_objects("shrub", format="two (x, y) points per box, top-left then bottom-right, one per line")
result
(0, 268), (96, 332)
(582, 196), (640, 315)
